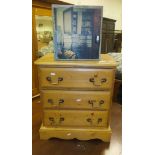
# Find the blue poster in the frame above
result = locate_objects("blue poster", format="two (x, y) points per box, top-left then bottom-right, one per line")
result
(52, 5), (103, 60)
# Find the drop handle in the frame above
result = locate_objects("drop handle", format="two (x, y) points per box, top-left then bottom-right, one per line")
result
(98, 118), (102, 124)
(48, 99), (53, 104)
(88, 100), (96, 107)
(99, 100), (104, 105)
(49, 117), (54, 121)
(49, 117), (55, 124)
(88, 100), (93, 104)
(101, 78), (107, 83)
(89, 78), (94, 82)
(89, 78), (107, 84)
(59, 117), (64, 123)
(46, 76), (63, 82)
(59, 99), (64, 104)
(58, 77), (63, 81)
(87, 118), (92, 123)
(46, 76), (51, 81)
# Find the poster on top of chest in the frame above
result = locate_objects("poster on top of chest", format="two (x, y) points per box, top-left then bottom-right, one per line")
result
(52, 5), (103, 60)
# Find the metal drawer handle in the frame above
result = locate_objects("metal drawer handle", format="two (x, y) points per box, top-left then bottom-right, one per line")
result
(58, 77), (63, 81)
(99, 100), (104, 105)
(48, 99), (64, 105)
(89, 78), (94, 82)
(88, 100), (104, 107)
(98, 118), (102, 123)
(101, 78), (107, 83)
(87, 118), (92, 123)
(88, 100), (94, 104)
(49, 117), (54, 121)
(49, 117), (55, 124)
(46, 76), (51, 81)
(59, 117), (64, 123)
(46, 76), (63, 82)
(48, 99), (53, 104)
(89, 78), (107, 84)
(88, 100), (96, 107)
(59, 99), (64, 104)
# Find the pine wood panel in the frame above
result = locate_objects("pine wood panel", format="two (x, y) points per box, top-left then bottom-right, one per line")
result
(32, 7), (39, 96)
(32, 97), (122, 155)
(39, 67), (114, 90)
(34, 53), (116, 67)
(34, 7), (51, 16)
(32, 0), (71, 9)
(43, 110), (108, 127)
(35, 53), (116, 142)
(41, 90), (111, 110)
(39, 124), (112, 142)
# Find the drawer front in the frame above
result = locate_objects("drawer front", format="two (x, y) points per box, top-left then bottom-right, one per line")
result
(42, 90), (111, 110)
(39, 68), (114, 89)
(43, 110), (108, 127)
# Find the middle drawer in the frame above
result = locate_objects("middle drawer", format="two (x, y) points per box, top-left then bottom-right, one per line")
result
(41, 90), (111, 110)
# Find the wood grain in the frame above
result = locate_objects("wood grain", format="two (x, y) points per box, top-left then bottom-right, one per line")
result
(32, 7), (39, 96)
(39, 124), (112, 142)
(35, 53), (116, 142)
(34, 53), (117, 67)
(32, 97), (122, 155)
(39, 67), (114, 90)
(43, 109), (108, 128)
(41, 90), (111, 110)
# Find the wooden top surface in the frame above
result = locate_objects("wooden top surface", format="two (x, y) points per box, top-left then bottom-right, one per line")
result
(34, 53), (116, 68)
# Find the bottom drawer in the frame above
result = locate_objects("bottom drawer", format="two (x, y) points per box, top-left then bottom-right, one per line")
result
(43, 110), (108, 128)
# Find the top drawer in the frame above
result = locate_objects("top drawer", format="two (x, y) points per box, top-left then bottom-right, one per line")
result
(39, 68), (114, 90)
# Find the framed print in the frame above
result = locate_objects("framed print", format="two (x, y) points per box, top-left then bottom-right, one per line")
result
(52, 5), (103, 60)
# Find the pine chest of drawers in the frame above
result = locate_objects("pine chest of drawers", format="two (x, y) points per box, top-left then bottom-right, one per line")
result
(35, 53), (116, 142)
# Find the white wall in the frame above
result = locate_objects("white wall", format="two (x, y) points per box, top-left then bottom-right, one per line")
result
(59, 0), (122, 30)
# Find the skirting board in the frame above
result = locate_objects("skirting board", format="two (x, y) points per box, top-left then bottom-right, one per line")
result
(39, 124), (112, 142)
